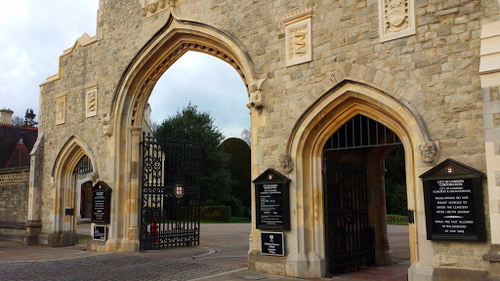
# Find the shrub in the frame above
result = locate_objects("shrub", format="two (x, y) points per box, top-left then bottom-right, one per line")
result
(200, 206), (231, 222)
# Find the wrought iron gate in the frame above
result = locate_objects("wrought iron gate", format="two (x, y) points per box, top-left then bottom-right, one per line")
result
(323, 157), (374, 275)
(140, 132), (201, 250)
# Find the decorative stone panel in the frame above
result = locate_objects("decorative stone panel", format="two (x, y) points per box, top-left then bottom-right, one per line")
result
(283, 7), (314, 67)
(140, 0), (173, 18)
(378, 0), (416, 42)
(55, 93), (66, 125)
(85, 82), (99, 118)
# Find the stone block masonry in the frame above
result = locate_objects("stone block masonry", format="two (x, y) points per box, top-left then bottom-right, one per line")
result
(0, 168), (29, 241)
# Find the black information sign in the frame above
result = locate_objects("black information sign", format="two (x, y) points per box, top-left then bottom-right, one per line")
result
(420, 159), (486, 242)
(91, 181), (112, 224)
(261, 232), (285, 256)
(93, 225), (107, 241)
(253, 169), (291, 230)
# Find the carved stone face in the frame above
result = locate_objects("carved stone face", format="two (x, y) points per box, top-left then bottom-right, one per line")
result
(279, 154), (293, 174)
(420, 141), (437, 164)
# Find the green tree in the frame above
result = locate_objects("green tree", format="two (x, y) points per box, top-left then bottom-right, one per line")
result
(24, 108), (38, 127)
(220, 138), (251, 215)
(155, 103), (234, 207)
(384, 145), (407, 216)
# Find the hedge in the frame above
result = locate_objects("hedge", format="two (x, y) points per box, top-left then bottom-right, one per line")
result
(387, 214), (408, 223)
(200, 206), (231, 222)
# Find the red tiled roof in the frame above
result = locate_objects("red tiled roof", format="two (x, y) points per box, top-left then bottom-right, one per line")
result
(5, 139), (30, 168)
(0, 124), (38, 168)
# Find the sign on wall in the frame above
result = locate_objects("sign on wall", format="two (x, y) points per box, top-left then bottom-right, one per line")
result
(91, 181), (112, 224)
(261, 232), (285, 256)
(253, 169), (291, 231)
(93, 225), (107, 241)
(420, 159), (486, 242)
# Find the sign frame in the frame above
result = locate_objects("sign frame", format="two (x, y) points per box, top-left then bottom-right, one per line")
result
(91, 181), (112, 224)
(420, 158), (486, 242)
(93, 225), (107, 241)
(253, 169), (291, 231)
(261, 231), (285, 256)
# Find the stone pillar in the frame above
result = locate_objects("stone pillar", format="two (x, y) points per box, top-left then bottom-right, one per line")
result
(480, 20), (500, 280)
(122, 126), (142, 252)
(23, 133), (44, 246)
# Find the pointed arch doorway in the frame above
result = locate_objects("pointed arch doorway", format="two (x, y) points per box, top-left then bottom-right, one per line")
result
(322, 113), (403, 274)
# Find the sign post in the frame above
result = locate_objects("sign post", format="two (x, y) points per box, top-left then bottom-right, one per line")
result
(420, 158), (486, 242)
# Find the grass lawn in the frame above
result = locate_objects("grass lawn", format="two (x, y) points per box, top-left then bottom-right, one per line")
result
(201, 216), (251, 223)
(387, 221), (409, 225)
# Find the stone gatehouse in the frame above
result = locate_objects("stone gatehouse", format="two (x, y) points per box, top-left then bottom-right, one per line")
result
(25, 0), (500, 280)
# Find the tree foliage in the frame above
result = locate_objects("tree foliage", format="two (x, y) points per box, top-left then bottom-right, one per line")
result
(24, 108), (38, 127)
(155, 104), (235, 208)
(384, 145), (408, 216)
(240, 128), (251, 146)
(12, 116), (24, 126)
(220, 138), (251, 212)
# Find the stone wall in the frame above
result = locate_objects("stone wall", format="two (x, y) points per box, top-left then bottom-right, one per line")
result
(36, 0), (500, 278)
(0, 168), (29, 241)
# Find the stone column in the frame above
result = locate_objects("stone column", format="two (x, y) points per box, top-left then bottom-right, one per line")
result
(23, 133), (44, 246)
(479, 20), (500, 280)
(122, 126), (142, 252)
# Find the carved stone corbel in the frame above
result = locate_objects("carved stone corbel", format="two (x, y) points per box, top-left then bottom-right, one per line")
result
(246, 78), (266, 109)
(102, 115), (113, 137)
(279, 154), (294, 174)
(419, 141), (439, 165)
(90, 172), (99, 183)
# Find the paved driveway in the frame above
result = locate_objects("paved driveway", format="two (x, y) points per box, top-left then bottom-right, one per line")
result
(0, 223), (410, 280)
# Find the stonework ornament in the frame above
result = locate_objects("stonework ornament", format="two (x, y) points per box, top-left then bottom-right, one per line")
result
(282, 7), (314, 67)
(140, 0), (173, 18)
(247, 78), (266, 109)
(55, 93), (66, 125)
(378, 0), (416, 42)
(419, 141), (439, 165)
(90, 172), (99, 183)
(85, 82), (99, 118)
(279, 154), (294, 174)
(102, 115), (113, 137)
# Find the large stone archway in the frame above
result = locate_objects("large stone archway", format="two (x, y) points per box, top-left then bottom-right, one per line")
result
(106, 14), (259, 252)
(47, 135), (97, 246)
(32, 2), (499, 280)
(265, 80), (429, 278)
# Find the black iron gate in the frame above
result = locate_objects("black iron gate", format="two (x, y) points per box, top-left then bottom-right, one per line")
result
(323, 157), (374, 275)
(140, 132), (201, 250)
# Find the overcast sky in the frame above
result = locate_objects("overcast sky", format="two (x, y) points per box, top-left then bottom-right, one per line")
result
(0, 0), (249, 139)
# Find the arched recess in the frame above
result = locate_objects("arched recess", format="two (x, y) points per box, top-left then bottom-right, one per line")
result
(108, 14), (258, 252)
(49, 135), (97, 247)
(283, 81), (427, 277)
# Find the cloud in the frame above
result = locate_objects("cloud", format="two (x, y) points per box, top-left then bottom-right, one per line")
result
(150, 51), (250, 139)
(0, 0), (99, 119)
(0, 1), (247, 140)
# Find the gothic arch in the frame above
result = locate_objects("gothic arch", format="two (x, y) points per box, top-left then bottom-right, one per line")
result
(106, 14), (258, 252)
(110, 14), (257, 129)
(48, 135), (97, 246)
(283, 81), (428, 276)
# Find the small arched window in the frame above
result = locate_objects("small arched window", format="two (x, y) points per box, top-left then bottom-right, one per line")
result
(73, 155), (93, 175)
